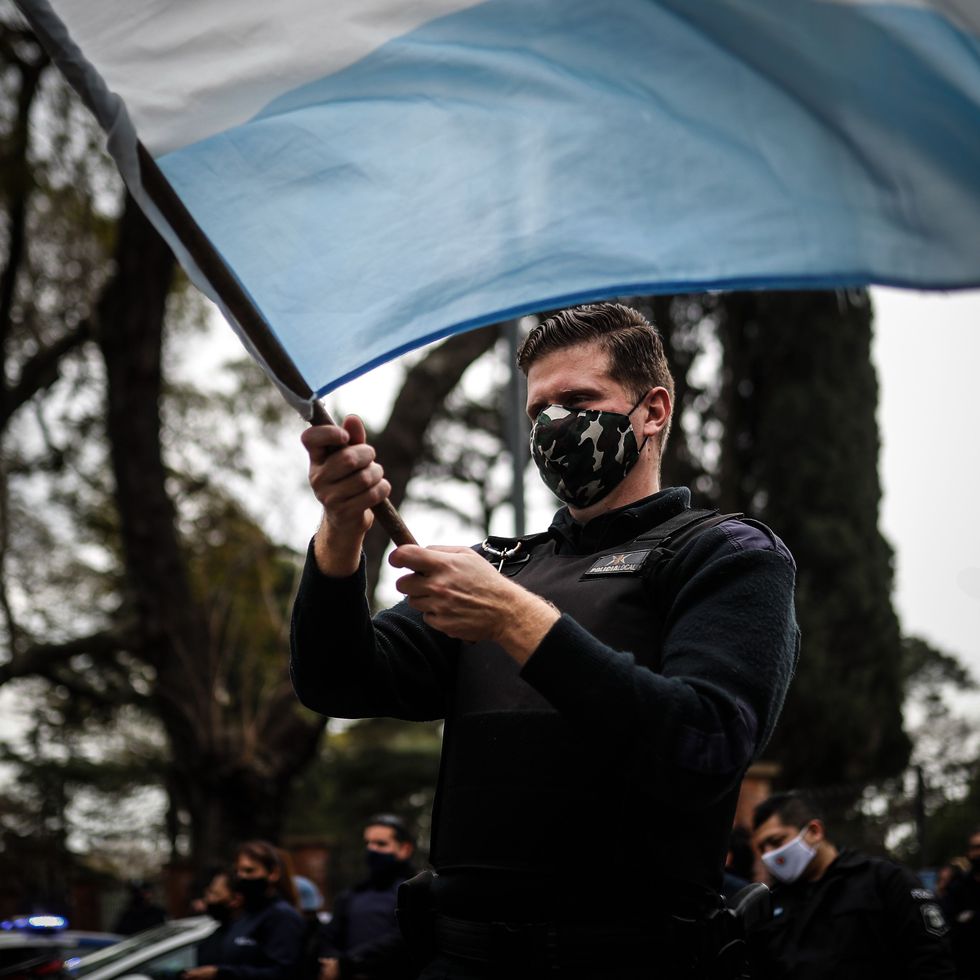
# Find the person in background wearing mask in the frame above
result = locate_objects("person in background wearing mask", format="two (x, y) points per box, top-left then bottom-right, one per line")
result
(191, 870), (244, 969)
(291, 302), (800, 979)
(317, 815), (417, 980)
(748, 792), (955, 979)
(183, 840), (305, 980)
(940, 828), (980, 978)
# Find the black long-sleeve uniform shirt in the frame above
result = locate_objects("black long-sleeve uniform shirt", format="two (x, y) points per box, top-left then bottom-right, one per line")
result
(290, 488), (799, 915)
(208, 899), (305, 980)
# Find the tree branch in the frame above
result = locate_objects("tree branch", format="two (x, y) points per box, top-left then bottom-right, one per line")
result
(0, 319), (92, 429)
(0, 629), (128, 685)
(363, 325), (502, 597)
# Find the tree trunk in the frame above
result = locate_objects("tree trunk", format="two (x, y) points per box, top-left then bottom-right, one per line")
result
(95, 196), (327, 869)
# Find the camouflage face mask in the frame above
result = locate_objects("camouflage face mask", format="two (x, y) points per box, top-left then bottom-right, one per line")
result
(529, 398), (646, 508)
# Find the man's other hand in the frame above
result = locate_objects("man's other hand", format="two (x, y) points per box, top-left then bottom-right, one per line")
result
(390, 545), (560, 664)
(182, 968), (217, 980)
(318, 958), (340, 980)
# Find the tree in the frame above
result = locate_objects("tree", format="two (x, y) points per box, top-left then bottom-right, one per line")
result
(709, 290), (911, 799)
(888, 636), (978, 865)
(0, 16), (500, 876)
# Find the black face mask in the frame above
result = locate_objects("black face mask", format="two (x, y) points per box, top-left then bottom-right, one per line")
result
(365, 850), (403, 882)
(529, 397), (647, 508)
(233, 875), (270, 910)
(205, 901), (234, 924)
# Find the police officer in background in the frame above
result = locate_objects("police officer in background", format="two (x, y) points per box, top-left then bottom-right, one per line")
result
(748, 791), (955, 979)
(291, 302), (800, 978)
(317, 815), (416, 980)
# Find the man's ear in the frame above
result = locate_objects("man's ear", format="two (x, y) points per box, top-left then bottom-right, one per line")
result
(804, 819), (826, 845)
(640, 387), (671, 440)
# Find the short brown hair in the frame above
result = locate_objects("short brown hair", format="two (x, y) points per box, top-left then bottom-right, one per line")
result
(517, 302), (674, 401)
(517, 302), (674, 445)
(752, 792), (821, 832)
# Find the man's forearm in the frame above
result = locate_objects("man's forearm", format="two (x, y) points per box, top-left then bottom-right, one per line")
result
(493, 588), (561, 666)
(290, 541), (457, 721)
(313, 518), (364, 577)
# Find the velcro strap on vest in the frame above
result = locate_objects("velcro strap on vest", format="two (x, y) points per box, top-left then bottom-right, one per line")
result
(632, 508), (742, 552)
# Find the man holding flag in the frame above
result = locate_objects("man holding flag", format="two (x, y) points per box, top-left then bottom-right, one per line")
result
(8, 5), (972, 971)
(291, 302), (798, 978)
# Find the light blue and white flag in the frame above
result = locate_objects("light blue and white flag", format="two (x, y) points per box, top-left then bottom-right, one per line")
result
(15, 0), (980, 408)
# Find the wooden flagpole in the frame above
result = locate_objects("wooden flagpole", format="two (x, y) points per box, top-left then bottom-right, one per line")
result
(136, 144), (416, 547)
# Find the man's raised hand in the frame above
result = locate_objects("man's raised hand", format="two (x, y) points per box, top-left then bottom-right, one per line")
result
(301, 414), (391, 576)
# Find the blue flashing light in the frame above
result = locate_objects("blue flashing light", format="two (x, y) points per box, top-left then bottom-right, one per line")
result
(0, 915), (68, 932)
(27, 916), (67, 931)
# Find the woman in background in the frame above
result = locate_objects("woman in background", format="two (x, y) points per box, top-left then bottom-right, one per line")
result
(184, 841), (304, 980)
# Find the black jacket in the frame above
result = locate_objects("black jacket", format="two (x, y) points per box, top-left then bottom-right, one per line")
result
(210, 898), (306, 980)
(290, 488), (799, 917)
(748, 849), (955, 980)
(318, 868), (415, 980)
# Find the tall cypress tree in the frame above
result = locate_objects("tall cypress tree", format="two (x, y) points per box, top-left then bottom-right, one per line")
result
(713, 290), (910, 794)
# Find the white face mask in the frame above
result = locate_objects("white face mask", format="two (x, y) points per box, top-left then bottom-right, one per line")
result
(761, 829), (816, 884)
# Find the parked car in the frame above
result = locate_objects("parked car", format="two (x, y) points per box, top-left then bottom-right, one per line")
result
(64, 918), (219, 980)
(0, 917), (120, 980)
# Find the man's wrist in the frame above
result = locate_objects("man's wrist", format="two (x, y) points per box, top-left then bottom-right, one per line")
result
(314, 520), (364, 577)
(493, 587), (561, 666)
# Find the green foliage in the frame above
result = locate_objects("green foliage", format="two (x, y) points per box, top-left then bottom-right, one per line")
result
(903, 635), (975, 697)
(182, 492), (298, 715)
(705, 291), (911, 793)
(889, 637), (979, 864)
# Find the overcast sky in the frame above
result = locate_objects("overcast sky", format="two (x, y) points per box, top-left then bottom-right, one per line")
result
(871, 288), (980, 700)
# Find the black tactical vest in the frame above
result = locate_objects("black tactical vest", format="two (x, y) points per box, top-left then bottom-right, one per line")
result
(429, 510), (741, 917)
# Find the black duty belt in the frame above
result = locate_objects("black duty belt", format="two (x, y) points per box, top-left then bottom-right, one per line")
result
(433, 912), (672, 968)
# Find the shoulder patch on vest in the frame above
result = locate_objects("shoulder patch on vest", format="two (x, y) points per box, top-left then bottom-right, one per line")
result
(581, 549), (653, 577)
(920, 902), (950, 937)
